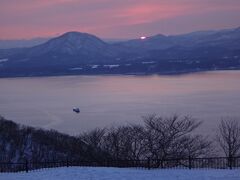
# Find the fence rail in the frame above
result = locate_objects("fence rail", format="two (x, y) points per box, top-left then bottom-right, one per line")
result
(0, 156), (239, 173)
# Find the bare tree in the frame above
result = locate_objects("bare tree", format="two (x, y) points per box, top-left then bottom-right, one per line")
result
(95, 125), (148, 160)
(174, 135), (213, 158)
(143, 114), (206, 159)
(217, 118), (240, 158)
(79, 114), (213, 163)
(102, 126), (126, 160)
(122, 125), (148, 160)
(79, 128), (106, 150)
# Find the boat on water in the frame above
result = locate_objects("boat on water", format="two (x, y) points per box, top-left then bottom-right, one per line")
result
(73, 107), (80, 113)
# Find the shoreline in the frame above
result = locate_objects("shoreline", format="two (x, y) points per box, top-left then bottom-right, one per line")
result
(0, 68), (240, 79)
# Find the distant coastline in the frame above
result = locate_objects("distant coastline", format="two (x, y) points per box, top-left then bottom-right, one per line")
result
(0, 67), (240, 79)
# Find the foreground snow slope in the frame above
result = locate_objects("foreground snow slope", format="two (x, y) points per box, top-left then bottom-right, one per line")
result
(0, 167), (240, 180)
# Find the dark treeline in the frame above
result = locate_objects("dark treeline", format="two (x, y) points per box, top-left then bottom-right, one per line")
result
(79, 114), (240, 161)
(0, 114), (240, 163)
(0, 116), (109, 163)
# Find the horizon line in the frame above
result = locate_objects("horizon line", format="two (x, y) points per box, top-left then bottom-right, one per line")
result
(0, 25), (239, 41)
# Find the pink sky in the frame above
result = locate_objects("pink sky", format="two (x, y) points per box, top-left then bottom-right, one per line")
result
(0, 0), (240, 39)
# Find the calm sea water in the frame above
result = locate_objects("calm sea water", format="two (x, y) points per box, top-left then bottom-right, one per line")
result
(0, 71), (240, 135)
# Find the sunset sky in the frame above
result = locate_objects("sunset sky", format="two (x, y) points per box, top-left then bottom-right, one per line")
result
(0, 0), (240, 39)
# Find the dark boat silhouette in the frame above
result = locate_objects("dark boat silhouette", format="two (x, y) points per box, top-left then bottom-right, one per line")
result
(73, 107), (80, 113)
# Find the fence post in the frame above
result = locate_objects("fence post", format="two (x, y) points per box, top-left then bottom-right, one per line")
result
(25, 159), (29, 173)
(188, 156), (192, 169)
(229, 156), (232, 170)
(161, 159), (164, 169)
(147, 158), (151, 170)
(67, 158), (69, 167)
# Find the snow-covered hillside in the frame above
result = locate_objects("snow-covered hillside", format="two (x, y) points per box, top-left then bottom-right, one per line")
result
(1, 167), (239, 180)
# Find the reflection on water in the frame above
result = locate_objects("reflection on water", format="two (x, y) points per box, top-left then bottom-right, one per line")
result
(0, 70), (240, 135)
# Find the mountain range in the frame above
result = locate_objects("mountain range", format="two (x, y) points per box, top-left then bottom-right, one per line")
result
(0, 27), (240, 77)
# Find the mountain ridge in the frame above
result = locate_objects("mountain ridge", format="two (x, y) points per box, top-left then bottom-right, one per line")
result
(0, 27), (239, 77)
(0, 116), (109, 163)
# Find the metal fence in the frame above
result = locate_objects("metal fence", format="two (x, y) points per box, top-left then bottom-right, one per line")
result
(0, 156), (239, 173)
